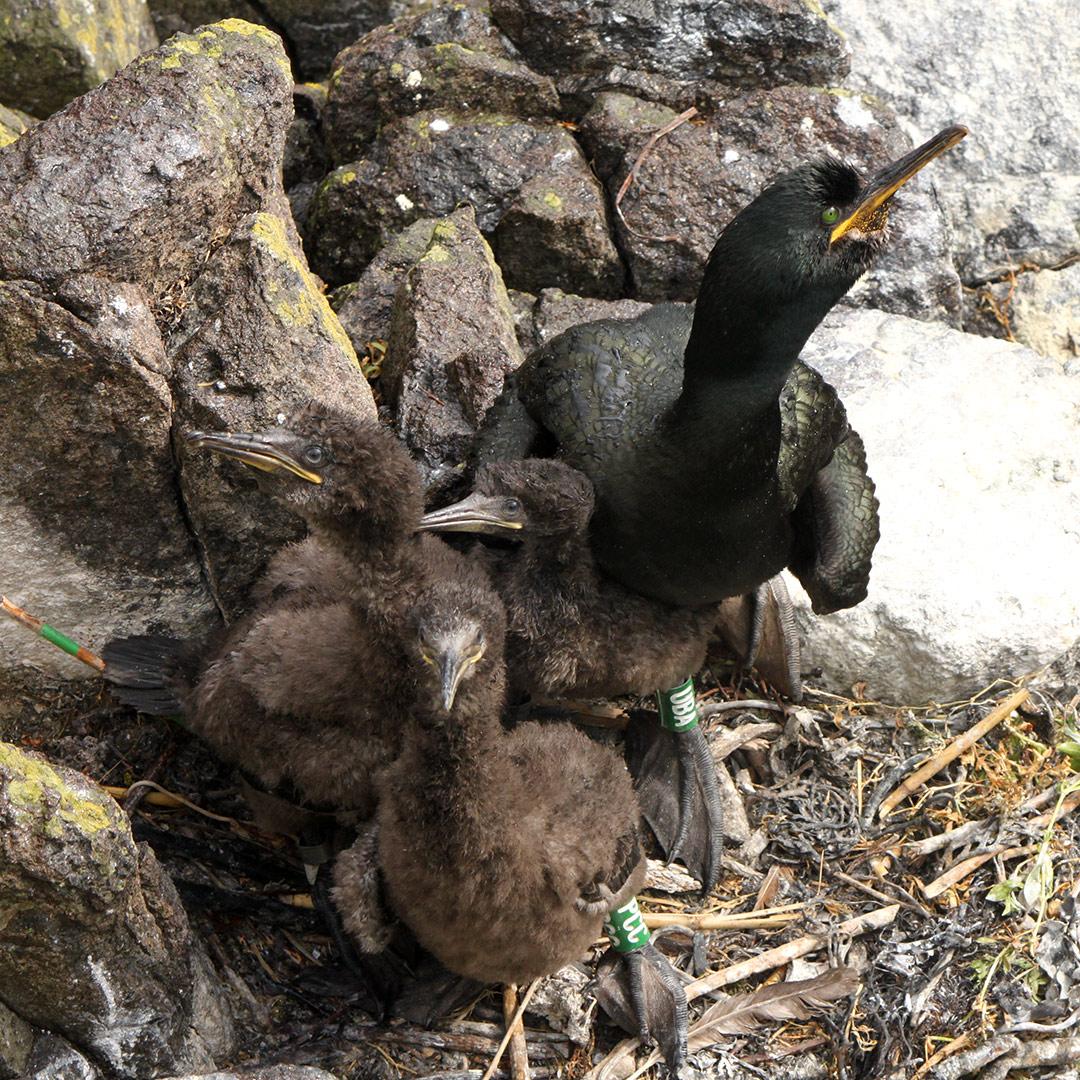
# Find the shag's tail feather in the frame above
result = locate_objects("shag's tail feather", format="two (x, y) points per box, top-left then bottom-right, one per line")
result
(102, 634), (188, 716)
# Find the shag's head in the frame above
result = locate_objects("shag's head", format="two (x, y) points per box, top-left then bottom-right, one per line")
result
(185, 403), (423, 536)
(416, 460), (594, 540)
(410, 579), (505, 713)
(703, 125), (967, 310)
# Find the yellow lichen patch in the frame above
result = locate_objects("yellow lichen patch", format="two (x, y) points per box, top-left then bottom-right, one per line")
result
(542, 191), (563, 210)
(338, 169), (357, 185)
(212, 19), (292, 77)
(250, 213), (360, 363)
(0, 743), (111, 836)
(161, 54), (182, 70)
(431, 219), (458, 243)
(420, 243), (452, 264)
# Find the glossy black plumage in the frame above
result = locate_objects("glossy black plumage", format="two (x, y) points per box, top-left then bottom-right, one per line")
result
(479, 131), (963, 612)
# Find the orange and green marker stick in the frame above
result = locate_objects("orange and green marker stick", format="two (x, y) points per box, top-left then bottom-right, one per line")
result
(1, 595), (105, 672)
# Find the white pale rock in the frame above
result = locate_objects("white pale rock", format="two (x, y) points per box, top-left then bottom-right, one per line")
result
(823, 0), (1080, 282)
(793, 308), (1080, 704)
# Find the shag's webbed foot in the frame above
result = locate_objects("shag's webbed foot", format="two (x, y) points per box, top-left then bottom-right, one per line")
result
(720, 574), (803, 701)
(625, 690), (725, 895)
(594, 941), (689, 1072)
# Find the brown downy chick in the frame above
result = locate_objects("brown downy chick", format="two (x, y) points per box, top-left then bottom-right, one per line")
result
(105, 404), (479, 812)
(419, 459), (727, 891)
(376, 577), (644, 981)
(419, 459), (719, 700)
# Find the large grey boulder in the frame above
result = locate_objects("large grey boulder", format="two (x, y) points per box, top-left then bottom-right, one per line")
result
(823, 0), (1079, 288)
(0, 0), (156, 117)
(308, 111), (621, 295)
(384, 207), (525, 492)
(794, 308), (1080, 704)
(577, 87), (960, 321)
(489, 0), (850, 88)
(0, 743), (234, 1077)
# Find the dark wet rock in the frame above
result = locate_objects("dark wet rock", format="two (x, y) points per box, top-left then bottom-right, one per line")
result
(577, 87), (960, 322)
(330, 217), (440, 360)
(324, 5), (558, 165)
(0, 0), (156, 118)
(824, 0), (1079, 284)
(285, 82), (330, 190)
(490, 0), (849, 88)
(383, 207), (524, 492)
(171, 209), (377, 617)
(0, 1001), (32, 1080)
(554, 67), (729, 119)
(0, 276), (216, 679)
(0, 743), (234, 1076)
(491, 170), (625, 297)
(309, 111), (619, 293)
(0, 104), (34, 148)
(532, 287), (652, 345)
(20, 1033), (101, 1080)
(0, 21), (294, 302)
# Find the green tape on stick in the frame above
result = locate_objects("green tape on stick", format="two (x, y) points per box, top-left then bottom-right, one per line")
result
(40, 623), (82, 659)
(656, 677), (700, 732)
(604, 896), (651, 953)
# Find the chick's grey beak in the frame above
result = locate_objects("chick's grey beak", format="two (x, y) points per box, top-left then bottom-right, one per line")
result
(418, 493), (524, 536)
(439, 647), (468, 712)
(184, 428), (323, 484)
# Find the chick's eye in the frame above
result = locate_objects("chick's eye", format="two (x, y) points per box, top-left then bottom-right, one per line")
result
(504, 498), (521, 513)
(303, 445), (324, 465)
(821, 206), (840, 225)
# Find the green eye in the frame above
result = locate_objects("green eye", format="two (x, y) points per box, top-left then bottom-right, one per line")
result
(821, 206), (840, 225)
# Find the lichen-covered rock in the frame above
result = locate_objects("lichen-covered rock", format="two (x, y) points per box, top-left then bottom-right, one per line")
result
(324, 5), (558, 164)
(490, 0), (850, 88)
(0, 20), (294, 300)
(824, 0), (1079, 284)
(0, 0), (157, 117)
(330, 217), (440, 360)
(171, 210), (376, 616)
(0, 1000), (32, 1080)
(794, 308), (1080, 704)
(147, 0), (266, 44)
(308, 111), (619, 292)
(0, 743), (234, 1076)
(577, 87), (960, 321)
(0, 277), (216, 679)
(0, 103), (34, 147)
(491, 172), (625, 297)
(384, 207), (524, 491)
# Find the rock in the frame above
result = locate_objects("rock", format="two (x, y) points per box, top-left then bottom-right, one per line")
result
(577, 87), (960, 320)
(528, 967), (593, 1045)
(792, 308), (1080, 704)
(0, 20), (294, 299)
(0, 1001), (32, 1080)
(20, 1033), (102, 1080)
(823, 0), (1080, 284)
(147, 1), (266, 46)
(505, 288), (538, 351)
(309, 111), (620, 293)
(162, 1069), (341, 1080)
(285, 82), (330, 191)
(0, 277), (215, 679)
(0, 743), (234, 1076)
(0, 104), (34, 147)
(0, 0), (156, 117)
(489, 0), (850, 88)
(330, 217), (440, 360)
(171, 210), (376, 616)
(968, 263), (1080, 364)
(324, 5), (558, 165)
(532, 287), (652, 345)
(384, 207), (524, 491)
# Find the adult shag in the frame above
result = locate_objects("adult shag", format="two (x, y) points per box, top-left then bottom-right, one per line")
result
(475, 125), (967, 877)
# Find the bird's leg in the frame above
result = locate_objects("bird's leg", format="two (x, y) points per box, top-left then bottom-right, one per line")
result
(743, 574), (803, 702)
(657, 677), (724, 894)
(603, 898), (689, 1070)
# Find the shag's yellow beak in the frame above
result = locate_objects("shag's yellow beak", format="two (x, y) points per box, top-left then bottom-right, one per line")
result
(185, 429), (323, 484)
(830, 124), (968, 245)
